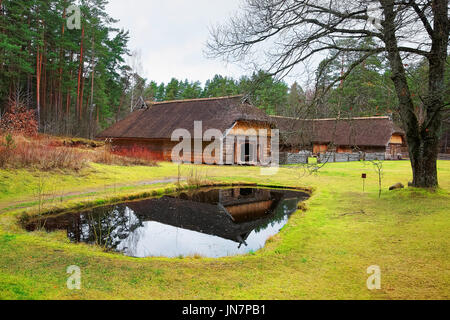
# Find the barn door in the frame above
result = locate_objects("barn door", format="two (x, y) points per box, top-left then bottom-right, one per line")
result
(240, 139), (255, 164)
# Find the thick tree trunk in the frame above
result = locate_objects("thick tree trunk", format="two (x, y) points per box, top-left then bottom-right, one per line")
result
(381, 0), (448, 188)
(409, 135), (439, 187)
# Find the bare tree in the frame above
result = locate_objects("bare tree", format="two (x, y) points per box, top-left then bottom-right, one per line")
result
(370, 159), (384, 198)
(128, 49), (144, 112)
(207, 0), (449, 188)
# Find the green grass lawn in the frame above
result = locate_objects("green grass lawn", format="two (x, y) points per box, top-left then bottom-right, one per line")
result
(0, 160), (449, 300)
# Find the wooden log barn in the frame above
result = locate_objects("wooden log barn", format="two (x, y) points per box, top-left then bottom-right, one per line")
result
(97, 96), (276, 165)
(272, 116), (408, 160)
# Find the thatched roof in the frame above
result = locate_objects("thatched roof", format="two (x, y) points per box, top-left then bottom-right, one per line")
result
(97, 96), (274, 140)
(272, 116), (405, 147)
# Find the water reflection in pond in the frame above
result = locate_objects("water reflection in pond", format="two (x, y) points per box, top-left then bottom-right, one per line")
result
(25, 187), (309, 258)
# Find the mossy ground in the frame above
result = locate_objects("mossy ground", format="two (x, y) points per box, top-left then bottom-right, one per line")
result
(0, 160), (448, 299)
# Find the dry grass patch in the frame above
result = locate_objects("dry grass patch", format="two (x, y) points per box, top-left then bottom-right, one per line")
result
(0, 134), (158, 171)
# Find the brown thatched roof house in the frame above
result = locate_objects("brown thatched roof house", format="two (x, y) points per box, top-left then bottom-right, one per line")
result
(272, 116), (407, 159)
(97, 96), (276, 164)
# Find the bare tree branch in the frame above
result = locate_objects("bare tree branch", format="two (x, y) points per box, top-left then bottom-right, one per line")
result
(207, 0), (449, 188)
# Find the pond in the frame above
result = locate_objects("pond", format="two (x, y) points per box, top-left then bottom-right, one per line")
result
(24, 186), (309, 258)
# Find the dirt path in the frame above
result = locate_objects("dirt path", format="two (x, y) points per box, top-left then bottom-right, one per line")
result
(0, 178), (182, 213)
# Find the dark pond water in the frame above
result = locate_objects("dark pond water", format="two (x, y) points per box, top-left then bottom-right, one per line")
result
(24, 187), (309, 258)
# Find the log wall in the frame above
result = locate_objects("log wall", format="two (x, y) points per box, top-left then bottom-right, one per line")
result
(110, 120), (274, 165)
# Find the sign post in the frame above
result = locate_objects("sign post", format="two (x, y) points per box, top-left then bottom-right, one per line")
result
(362, 173), (367, 192)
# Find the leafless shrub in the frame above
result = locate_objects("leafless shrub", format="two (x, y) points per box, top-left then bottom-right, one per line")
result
(184, 166), (209, 188)
(369, 159), (384, 198)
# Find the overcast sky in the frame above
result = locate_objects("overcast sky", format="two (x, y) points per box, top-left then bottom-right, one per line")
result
(106, 0), (249, 85)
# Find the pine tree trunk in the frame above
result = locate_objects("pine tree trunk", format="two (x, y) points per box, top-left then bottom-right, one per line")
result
(58, 7), (66, 123)
(88, 35), (95, 138)
(77, 26), (85, 122)
(42, 39), (47, 123)
(116, 92), (124, 123)
(36, 46), (42, 129)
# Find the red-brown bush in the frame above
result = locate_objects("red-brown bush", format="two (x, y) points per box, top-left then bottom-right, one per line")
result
(0, 106), (38, 136)
(0, 135), (87, 171)
(95, 144), (158, 166)
(112, 145), (161, 163)
(0, 134), (158, 170)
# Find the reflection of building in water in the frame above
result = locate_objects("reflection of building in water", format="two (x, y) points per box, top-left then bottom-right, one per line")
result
(218, 188), (279, 223)
(127, 188), (292, 247)
(25, 188), (309, 249)
(178, 188), (281, 223)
